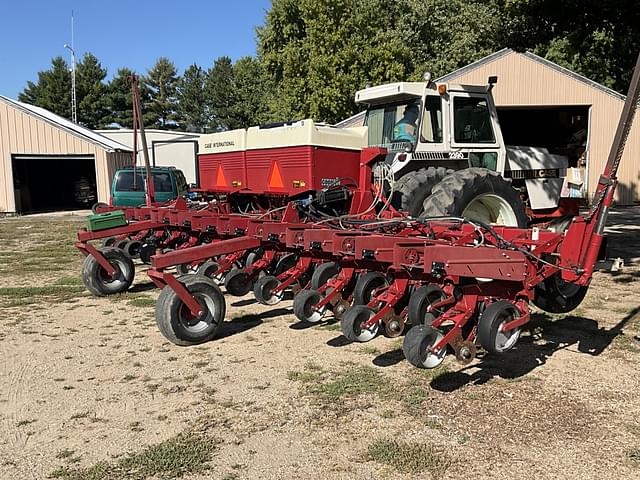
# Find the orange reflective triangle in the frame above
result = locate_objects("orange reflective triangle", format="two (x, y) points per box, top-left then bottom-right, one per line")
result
(268, 161), (284, 188)
(215, 165), (227, 188)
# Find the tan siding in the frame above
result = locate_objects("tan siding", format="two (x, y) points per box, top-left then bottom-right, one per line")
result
(445, 50), (639, 204)
(0, 99), (130, 212)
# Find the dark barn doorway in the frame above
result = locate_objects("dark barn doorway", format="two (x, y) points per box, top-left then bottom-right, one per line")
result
(12, 155), (97, 214)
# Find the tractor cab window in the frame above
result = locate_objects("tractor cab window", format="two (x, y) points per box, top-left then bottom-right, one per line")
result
(421, 96), (443, 143)
(365, 99), (421, 150)
(453, 97), (495, 143)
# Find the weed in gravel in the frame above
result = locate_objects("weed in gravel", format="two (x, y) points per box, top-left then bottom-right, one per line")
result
(55, 448), (75, 460)
(16, 419), (36, 427)
(367, 438), (450, 475)
(0, 285), (84, 306)
(628, 448), (640, 466)
(50, 429), (216, 480)
(128, 297), (156, 308)
(290, 362), (388, 406)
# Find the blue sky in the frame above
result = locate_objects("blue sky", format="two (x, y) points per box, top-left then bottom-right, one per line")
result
(0, 0), (272, 98)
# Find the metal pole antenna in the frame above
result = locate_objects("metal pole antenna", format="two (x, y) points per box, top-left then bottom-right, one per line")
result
(64, 12), (77, 123)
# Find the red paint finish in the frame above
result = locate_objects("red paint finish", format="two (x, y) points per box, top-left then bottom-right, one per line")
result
(245, 146), (361, 195)
(198, 151), (247, 192)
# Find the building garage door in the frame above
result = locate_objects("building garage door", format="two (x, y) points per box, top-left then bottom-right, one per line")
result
(12, 155), (97, 214)
(497, 106), (590, 169)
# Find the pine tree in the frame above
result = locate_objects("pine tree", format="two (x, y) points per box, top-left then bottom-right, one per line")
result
(176, 64), (208, 132)
(76, 53), (108, 128)
(205, 56), (235, 131)
(144, 57), (179, 129)
(18, 56), (72, 119)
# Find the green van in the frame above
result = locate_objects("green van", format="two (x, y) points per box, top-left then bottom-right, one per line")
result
(110, 167), (189, 207)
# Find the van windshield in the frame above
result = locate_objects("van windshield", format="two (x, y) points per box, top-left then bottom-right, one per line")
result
(115, 171), (174, 193)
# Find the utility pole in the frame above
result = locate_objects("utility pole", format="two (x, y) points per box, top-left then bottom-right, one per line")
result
(64, 11), (77, 123)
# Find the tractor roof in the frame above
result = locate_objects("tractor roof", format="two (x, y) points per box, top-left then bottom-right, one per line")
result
(355, 81), (489, 105)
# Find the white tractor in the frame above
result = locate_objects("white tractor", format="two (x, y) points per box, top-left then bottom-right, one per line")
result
(355, 76), (577, 227)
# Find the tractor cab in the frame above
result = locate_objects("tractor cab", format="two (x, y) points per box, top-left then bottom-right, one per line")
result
(356, 79), (573, 217)
(356, 80), (507, 176)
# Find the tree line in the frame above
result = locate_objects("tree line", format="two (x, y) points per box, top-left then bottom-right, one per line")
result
(18, 0), (640, 130)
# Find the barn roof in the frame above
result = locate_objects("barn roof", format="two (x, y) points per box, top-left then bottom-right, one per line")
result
(0, 95), (131, 152)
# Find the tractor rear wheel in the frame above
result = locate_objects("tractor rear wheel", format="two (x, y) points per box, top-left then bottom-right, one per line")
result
(155, 275), (225, 346)
(82, 247), (134, 296)
(392, 167), (451, 217)
(422, 168), (528, 227)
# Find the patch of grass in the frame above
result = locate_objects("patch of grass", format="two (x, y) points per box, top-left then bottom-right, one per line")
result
(0, 284), (84, 306)
(317, 322), (341, 331)
(128, 297), (156, 308)
(50, 428), (216, 480)
(53, 276), (84, 286)
(122, 374), (138, 382)
(628, 448), (640, 466)
(367, 438), (450, 475)
(289, 362), (388, 406)
(359, 345), (380, 355)
(55, 448), (76, 460)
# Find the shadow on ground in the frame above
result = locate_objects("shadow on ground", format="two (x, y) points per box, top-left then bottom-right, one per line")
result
(218, 307), (292, 339)
(367, 307), (639, 391)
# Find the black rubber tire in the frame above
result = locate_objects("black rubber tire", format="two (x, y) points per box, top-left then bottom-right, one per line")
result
(392, 167), (451, 217)
(155, 275), (225, 346)
(123, 240), (142, 258)
(139, 243), (156, 264)
(340, 305), (379, 342)
(408, 284), (447, 325)
(311, 262), (340, 290)
(224, 268), (252, 297)
(477, 300), (522, 354)
(196, 260), (221, 279)
(115, 239), (129, 251)
(274, 253), (298, 276)
(293, 289), (325, 323)
(176, 263), (193, 275)
(353, 271), (388, 306)
(422, 168), (528, 227)
(253, 275), (284, 305)
(245, 249), (263, 268)
(532, 273), (589, 314)
(91, 202), (109, 214)
(81, 247), (135, 296)
(402, 324), (447, 369)
(102, 237), (116, 248)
